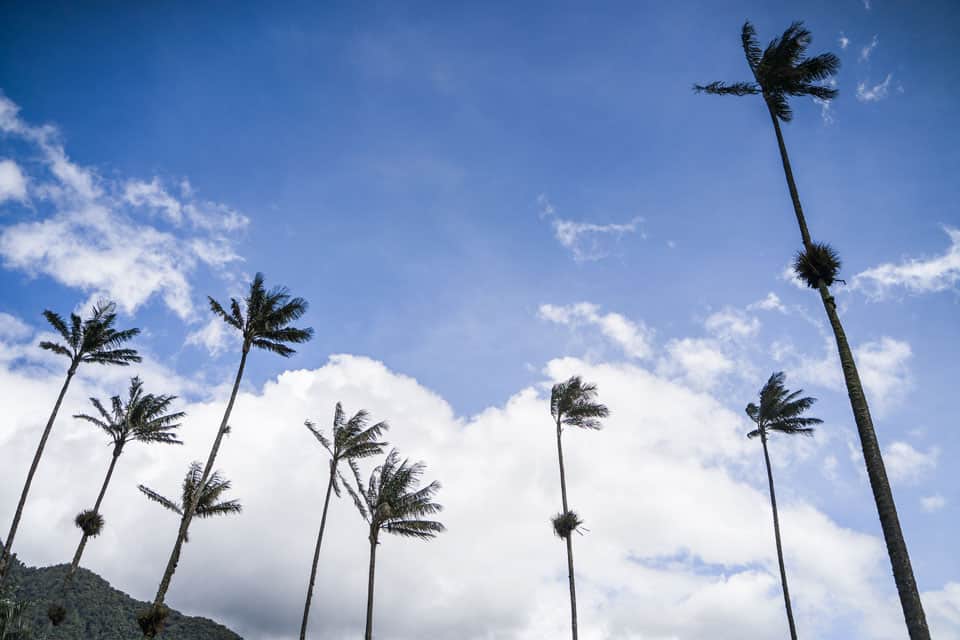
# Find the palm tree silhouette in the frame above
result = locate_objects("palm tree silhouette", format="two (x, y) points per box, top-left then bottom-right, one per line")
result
(138, 462), (243, 536)
(549, 376), (608, 640)
(354, 449), (444, 640)
(745, 372), (822, 640)
(696, 21), (929, 638)
(136, 462), (242, 637)
(0, 300), (140, 587)
(299, 403), (388, 640)
(140, 273), (312, 637)
(48, 377), (183, 626)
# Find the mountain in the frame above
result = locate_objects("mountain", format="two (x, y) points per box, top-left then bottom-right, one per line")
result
(4, 554), (241, 639)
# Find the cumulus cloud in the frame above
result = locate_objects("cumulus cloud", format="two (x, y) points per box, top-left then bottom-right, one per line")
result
(0, 94), (247, 321)
(884, 442), (939, 484)
(537, 194), (643, 262)
(704, 308), (761, 341)
(0, 159), (27, 203)
(538, 302), (653, 359)
(854, 227), (960, 298)
(857, 74), (894, 102)
(748, 292), (788, 314)
(839, 33), (850, 50)
(1, 333), (947, 639)
(659, 337), (734, 391)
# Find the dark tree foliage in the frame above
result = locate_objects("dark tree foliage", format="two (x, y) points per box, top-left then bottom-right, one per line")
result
(3, 556), (239, 640)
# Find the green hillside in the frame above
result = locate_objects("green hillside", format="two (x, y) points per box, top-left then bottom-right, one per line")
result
(4, 555), (241, 640)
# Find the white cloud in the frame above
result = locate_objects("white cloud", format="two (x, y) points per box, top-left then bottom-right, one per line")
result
(863, 0), (872, 9)
(782, 336), (912, 416)
(538, 302), (653, 360)
(0, 94), (247, 321)
(704, 308), (760, 341)
(0, 311), (32, 341)
(860, 35), (879, 62)
(839, 33), (850, 50)
(855, 337), (912, 412)
(748, 292), (787, 314)
(921, 495), (946, 513)
(537, 194), (643, 262)
(854, 227), (960, 298)
(185, 316), (239, 356)
(659, 337), (734, 390)
(884, 441), (939, 484)
(2, 338), (946, 639)
(0, 159), (27, 203)
(857, 74), (893, 102)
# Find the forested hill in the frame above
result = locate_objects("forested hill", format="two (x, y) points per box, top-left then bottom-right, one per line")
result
(5, 555), (241, 639)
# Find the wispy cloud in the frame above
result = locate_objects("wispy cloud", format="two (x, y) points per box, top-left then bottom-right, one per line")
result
(856, 74), (893, 102)
(921, 495), (946, 513)
(839, 32), (850, 50)
(863, 0), (872, 10)
(859, 35), (879, 62)
(538, 194), (644, 262)
(0, 94), (247, 322)
(853, 227), (960, 297)
(538, 302), (654, 359)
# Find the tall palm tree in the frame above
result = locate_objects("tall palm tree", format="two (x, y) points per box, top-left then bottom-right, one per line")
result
(47, 377), (184, 626)
(549, 376), (608, 640)
(354, 449), (444, 640)
(139, 273), (312, 637)
(299, 404), (388, 640)
(0, 300), (140, 587)
(136, 462), (243, 636)
(695, 21), (930, 638)
(745, 372), (822, 640)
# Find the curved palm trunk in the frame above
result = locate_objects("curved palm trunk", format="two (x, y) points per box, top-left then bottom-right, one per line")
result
(364, 530), (378, 640)
(299, 464), (337, 640)
(555, 418), (578, 640)
(0, 365), (77, 586)
(149, 347), (249, 618)
(759, 432), (798, 640)
(767, 109), (930, 639)
(60, 449), (122, 594)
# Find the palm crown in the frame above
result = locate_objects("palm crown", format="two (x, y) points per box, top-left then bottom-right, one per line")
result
(39, 300), (141, 368)
(745, 372), (823, 439)
(694, 21), (840, 121)
(75, 377), (184, 454)
(138, 462), (242, 542)
(356, 449), (445, 541)
(208, 272), (314, 356)
(307, 402), (388, 500)
(551, 376), (610, 431)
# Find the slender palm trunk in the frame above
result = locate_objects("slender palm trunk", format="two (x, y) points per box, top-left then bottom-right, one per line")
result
(555, 418), (578, 640)
(767, 108), (930, 639)
(299, 464), (337, 640)
(150, 347), (249, 614)
(364, 531), (378, 640)
(0, 364), (77, 586)
(759, 432), (798, 640)
(60, 449), (122, 594)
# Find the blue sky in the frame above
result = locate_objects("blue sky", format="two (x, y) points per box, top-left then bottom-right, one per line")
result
(1, 1), (958, 638)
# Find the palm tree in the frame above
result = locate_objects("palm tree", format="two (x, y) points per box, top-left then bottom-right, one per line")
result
(137, 462), (243, 538)
(549, 376), (608, 640)
(47, 377), (184, 626)
(695, 21), (930, 638)
(140, 273), (312, 637)
(354, 449), (444, 640)
(0, 300), (140, 587)
(136, 462), (242, 637)
(745, 372), (822, 640)
(299, 404), (388, 640)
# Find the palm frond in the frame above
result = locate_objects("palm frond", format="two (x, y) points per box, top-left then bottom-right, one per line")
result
(209, 297), (243, 331)
(693, 81), (760, 96)
(42, 310), (70, 342)
(746, 371), (822, 439)
(38, 341), (73, 359)
(137, 485), (183, 515)
(741, 21), (762, 71)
